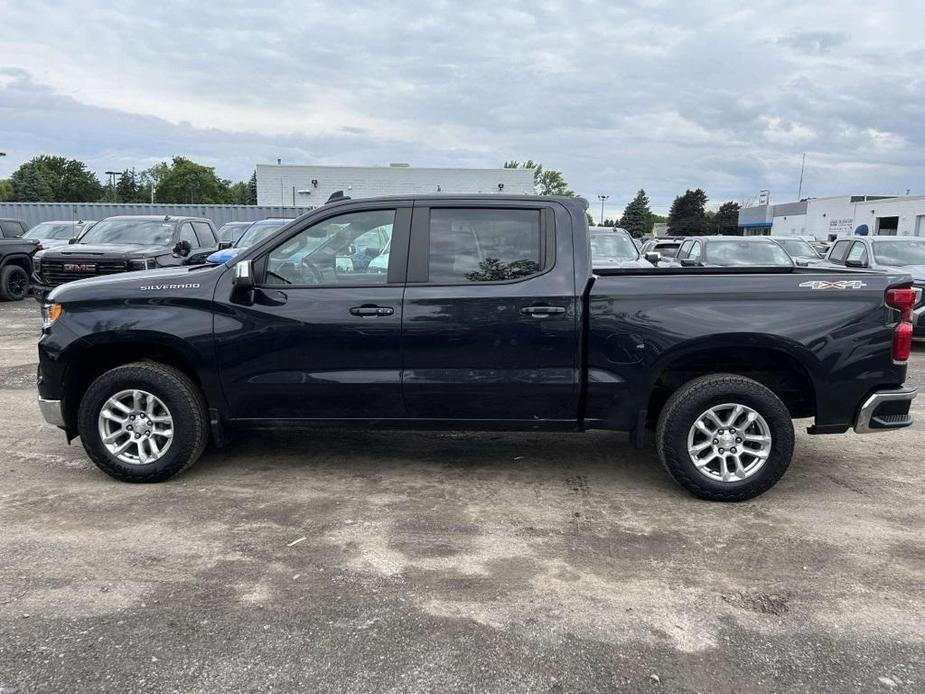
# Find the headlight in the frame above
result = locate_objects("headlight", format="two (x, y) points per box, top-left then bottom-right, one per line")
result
(42, 303), (62, 329)
(33, 258), (41, 274)
(129, 258), (154, 271)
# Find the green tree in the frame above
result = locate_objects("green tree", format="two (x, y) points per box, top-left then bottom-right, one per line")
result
(9, 155), (103, 202)
(0, 179), (13, 201)
(146, 156), (232, 204)
(227, 181), (250, 205)
(504, 159), (574, 196)
(619, 189), (654, 238)
(116, 168), (143, 202)
(586, 212), (595, 226)
(246, 171), (258, 205)
(667, 188), (709, 236)
(708, 201), (741, 235)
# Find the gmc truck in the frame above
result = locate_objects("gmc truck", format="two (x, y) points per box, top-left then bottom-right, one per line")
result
(0, 234), (39, 301)
(36, 195), (918, 501)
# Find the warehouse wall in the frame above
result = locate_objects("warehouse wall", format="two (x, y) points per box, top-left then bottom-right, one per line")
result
(256, 165), (536, 206)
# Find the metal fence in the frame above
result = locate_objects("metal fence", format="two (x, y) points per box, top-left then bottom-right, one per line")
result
(0, 202), (316, 230)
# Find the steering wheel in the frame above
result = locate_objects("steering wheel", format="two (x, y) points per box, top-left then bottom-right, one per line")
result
(300, 258), (325, 284)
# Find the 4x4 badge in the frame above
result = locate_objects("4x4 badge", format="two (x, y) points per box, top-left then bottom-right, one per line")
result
(799, 280), (868, 290)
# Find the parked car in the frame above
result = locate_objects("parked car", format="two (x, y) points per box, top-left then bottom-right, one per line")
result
(0, 218), (29, 239)
(0, 234), (39, 301)
(823, 235), (925, 335)
(771, 236), (824, 266)
(36, 195), (918, 501)
(590, 229), (653, 268)
(207, 218), (292, 264)
(640, 236), (684, 261)
(31, 215), (218, 302)
(25, 220), (96, 249)
(216, 221), (253, 245)
(671, 236), (794, 268)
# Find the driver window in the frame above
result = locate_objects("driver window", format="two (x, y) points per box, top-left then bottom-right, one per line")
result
(263, 210), (395, 286)
(846, 242), (868, 265)
(179, 223), (199, 249)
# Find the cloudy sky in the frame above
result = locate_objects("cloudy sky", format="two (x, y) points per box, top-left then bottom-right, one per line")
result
(1, 0), (923, 216)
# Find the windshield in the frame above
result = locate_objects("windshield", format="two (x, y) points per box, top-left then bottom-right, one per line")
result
(235, 220), (289, 248)
(706, 240), (793, 267)
(218, 222), (250, 243)
(79, 219), (175, 246)
(774, 238), (820, 258)
(591, 232), (638, 261)
(873, 240), (925, 267)
(27, 222), (81, 240)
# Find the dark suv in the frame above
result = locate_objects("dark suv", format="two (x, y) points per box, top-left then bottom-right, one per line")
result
(32, 215), (218, 302)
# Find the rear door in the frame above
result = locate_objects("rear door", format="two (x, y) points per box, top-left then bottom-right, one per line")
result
(401, 201), (579, 424)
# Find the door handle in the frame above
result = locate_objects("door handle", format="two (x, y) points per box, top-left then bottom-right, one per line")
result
(349, 305), (394, 317)
(521, 305), (566, 317)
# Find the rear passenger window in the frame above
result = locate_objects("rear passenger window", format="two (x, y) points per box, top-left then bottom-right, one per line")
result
(0, 221), (24, 238)
(428, 209), (545, 283)
(192, 222), (215, 247)
(829, 240), (851, 264)
(689, 241), (703, 262)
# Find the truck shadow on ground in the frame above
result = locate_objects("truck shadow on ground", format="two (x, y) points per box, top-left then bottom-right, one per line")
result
(188, 428), (677, 490)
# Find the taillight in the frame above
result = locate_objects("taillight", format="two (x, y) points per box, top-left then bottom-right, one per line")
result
(886, 287), (920, 363)
(893, 322), (913, 363)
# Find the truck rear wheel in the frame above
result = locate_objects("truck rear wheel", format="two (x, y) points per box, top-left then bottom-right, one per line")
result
(656, 374), (794, 501)
(0, 265), (29, 301)
(77, 362), (208, 482)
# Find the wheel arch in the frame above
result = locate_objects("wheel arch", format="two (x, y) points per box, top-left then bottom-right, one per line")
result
(61, 332), (214, 432)
(643, 334), (819, 424)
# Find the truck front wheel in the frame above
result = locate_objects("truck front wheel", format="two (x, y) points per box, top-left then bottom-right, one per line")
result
(77, 362), (209, 482)
(656, 374), (794, 501)
(0, 265), (29, 301)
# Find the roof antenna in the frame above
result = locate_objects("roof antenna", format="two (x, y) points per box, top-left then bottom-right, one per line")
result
(325, 190), (351, 204)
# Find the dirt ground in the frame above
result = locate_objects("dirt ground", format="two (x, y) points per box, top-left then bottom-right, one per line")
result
(0, 300), (922, 693)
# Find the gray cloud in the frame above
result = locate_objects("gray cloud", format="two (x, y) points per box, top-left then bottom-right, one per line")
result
(1, 1), (924, 216)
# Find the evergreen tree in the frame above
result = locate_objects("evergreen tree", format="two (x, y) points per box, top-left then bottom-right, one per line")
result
(619, 189), (654, 238)
(246, 171), (258, 205)
(667, 189), (709, 236)
(710, 201), (741, 235)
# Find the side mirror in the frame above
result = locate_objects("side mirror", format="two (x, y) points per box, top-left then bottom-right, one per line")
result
(68, 238), (78, 245)
(680, 258), (701, 267)
(218, 241), (233, 250)
(845, 258), (867, 268)
(231, 260), (255, 305)
(173, 240), (192, 257)
(644, 251), (661, 265)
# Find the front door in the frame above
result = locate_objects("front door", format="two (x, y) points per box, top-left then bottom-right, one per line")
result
(401, 203), (580, 424)
(214, 205), (411, 421)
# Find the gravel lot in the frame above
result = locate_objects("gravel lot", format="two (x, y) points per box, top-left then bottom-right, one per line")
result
(0, 299), (922, 693)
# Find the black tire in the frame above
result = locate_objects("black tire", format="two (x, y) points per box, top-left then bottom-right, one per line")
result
(77, 362), (208, 482)
(656, 374), (794, 502)
(0, 265), (29, 301)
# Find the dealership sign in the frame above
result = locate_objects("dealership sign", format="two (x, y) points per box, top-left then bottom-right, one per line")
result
(828, 218), (853, 235)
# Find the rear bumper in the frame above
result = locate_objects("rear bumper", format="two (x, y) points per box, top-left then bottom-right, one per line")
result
(853, 386), (917, 434)
(38, 397), (65, 428)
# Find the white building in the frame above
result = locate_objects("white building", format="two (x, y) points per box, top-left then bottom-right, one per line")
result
(255, 163), (536, 207)
(738, 194), (925, 240)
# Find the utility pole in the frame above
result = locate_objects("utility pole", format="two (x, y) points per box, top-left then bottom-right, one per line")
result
(797, 153), (806, 200)
(597, 194), (609, 226)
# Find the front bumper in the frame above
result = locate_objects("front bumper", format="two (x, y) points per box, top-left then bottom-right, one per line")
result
(854, 386), (917, 434)
(38, 397), (66, 428)
(30, 275), (51, 303)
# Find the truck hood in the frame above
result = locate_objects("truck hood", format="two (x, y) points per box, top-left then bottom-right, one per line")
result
(43, 243), (169, 258)
(48, 264), (223, 303)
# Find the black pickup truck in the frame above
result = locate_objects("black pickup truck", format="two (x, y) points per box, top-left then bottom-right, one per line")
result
(31, 215), (219, 302)
(0, 223), (39, 301)
(36, 195), (918, 501)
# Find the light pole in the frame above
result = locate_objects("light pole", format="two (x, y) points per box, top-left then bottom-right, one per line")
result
(597, 194), (609, 226)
